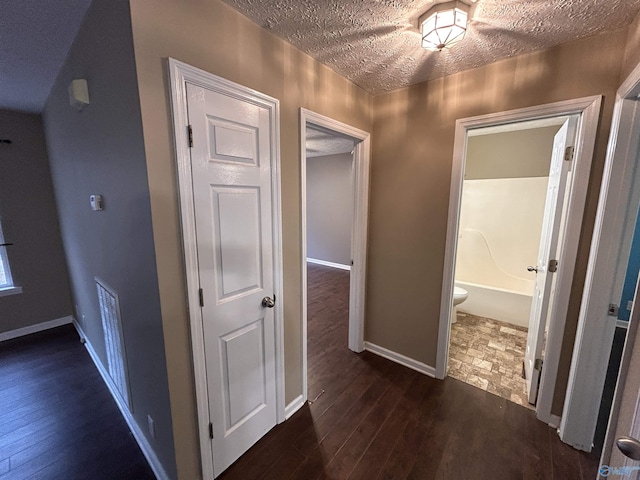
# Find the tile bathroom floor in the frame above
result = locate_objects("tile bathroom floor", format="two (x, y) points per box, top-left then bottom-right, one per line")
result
(448, 313), (533, 409)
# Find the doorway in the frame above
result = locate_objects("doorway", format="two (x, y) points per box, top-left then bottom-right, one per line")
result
(305, 125), (355, 273)
(566, 63), (640, 458)
(297, 109), (371, 414)
(447, 116), (576, 408)
(305, 124), (355, 407)
(436, 96), (602, 428)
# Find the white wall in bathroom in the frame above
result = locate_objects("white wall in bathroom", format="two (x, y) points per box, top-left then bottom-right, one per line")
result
(455, 177), (548, 295)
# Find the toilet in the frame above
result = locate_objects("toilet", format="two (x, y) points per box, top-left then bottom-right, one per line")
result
(452, 286), (468, 324)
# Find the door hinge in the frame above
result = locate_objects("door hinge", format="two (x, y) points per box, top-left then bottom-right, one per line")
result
(198, 288), (204, 307)
(188, 125), (193, 148)
(208, 422), (213, 439)
(534, 358), (543, 371)
(351, 259), (354, 266)
(564, 146), (574, 162)
(608, 303), (619, 317)
(548, 259), (558, 273)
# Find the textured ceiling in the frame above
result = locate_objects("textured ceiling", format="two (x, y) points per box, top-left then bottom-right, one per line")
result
(222, 0), (640, 95)
(3, 1), (639, 112)
(0, 0), (93, 112)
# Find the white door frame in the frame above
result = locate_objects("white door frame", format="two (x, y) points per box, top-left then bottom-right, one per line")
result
(299, 108), (371, 408)
(436, 96), (602, 428)
(562, 63), (640, 452)
(167, 58), (285, 479)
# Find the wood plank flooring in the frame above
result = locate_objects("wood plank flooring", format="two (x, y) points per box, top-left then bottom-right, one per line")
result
(0, 325), (155, 480)
(220, 263), (601, 480)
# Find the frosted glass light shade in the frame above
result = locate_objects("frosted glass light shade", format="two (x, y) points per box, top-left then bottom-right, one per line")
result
(420, 1), (469, 51)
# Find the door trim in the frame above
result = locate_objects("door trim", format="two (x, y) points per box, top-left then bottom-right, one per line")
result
(300, 108), (371, 406)
(436, 96), (602, 427)
(167, 58), (285, 479)
(564, 64), (640, 453)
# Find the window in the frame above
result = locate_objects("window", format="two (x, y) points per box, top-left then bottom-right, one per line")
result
(0, 219), (16, 292)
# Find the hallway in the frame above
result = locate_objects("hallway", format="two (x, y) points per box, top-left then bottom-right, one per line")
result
(219, 263), (599, 479)
(0, 325), (155, 480)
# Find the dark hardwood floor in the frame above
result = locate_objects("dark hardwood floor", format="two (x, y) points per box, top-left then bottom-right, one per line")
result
(0, 324), (155, 480)
(220, 263), (600, 480)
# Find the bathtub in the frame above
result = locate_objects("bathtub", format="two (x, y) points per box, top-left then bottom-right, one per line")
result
(455, 280), (533, 328)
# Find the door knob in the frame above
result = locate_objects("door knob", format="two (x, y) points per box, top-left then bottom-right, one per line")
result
(527, 266), (538, 273)
(617, 436), (640, 460)
(261, 296), (275, 308)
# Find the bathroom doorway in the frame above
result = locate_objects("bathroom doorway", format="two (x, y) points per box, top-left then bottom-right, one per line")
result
(435, 96), (602, 425)
(447, 116), (575, 408)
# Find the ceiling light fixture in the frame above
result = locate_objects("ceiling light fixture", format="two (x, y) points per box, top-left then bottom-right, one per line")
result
(419, 0), (470, 52)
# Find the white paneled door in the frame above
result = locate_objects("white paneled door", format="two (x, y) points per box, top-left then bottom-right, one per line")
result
(524, 117), (577, 404)
(186, 82), (278, 477)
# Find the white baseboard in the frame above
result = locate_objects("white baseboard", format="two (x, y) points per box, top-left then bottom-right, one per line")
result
(0, 286), (22, 298)
(549, 414), (562, 429)
(285, 394), (306, 420)
(72, 319), (170, 480)
(364, 341), (436, 378)
(616, 319), (629, 329)
(306, 258), (351, 271)
(0, 315), (73, 342)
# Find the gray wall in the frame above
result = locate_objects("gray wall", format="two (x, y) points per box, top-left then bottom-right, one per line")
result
(306, 153), (353, 266)
(0, 109), (73, 333)
(41, 0), (177, 477)
(466, 126), (560, 180)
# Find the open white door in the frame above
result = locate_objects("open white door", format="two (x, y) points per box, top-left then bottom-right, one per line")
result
(525, 117), (577, 404)
(187, 82), (279, 476)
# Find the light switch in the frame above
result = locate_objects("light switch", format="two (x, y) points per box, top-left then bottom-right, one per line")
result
(69, 79), (90, 111)
(90, 194), (104, 211)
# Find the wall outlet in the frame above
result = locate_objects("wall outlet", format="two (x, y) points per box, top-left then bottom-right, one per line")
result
(74, 307), (86, 344)
(147, 415), (155, 439)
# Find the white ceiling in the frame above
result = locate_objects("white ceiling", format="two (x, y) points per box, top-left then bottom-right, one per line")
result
(222, 0), (640, 95)
(0, 0), (93, 113)
(2, 0), (639, 113)
(306, 125), (355, 157)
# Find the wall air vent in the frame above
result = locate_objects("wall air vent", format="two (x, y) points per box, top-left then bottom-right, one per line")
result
(95, 277), (132, 411)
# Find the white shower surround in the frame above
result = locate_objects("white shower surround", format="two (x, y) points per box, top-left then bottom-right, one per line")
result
(456, 281), (532, 328)
(455, 176), (547, 327)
